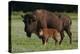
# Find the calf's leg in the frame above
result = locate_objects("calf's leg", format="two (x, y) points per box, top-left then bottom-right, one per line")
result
(53, 37), (58, 45)
(41, 36), (48, 45)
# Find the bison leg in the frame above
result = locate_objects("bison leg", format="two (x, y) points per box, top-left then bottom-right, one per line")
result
(53, 37), (58, 45)
(54, 34), (61, 45)
(65, 29), (72, 44)
(41, 36), (48, 45)
(42, 37), (45, 45)
(59, 31), (64, 45)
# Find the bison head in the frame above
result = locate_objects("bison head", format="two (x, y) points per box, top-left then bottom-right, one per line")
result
(22, 13), (37, 38)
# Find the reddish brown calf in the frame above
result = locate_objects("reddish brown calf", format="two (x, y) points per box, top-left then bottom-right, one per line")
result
(39, 28), (61, 45)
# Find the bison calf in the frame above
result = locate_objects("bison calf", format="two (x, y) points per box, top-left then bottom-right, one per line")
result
(39, 28), (61, 45)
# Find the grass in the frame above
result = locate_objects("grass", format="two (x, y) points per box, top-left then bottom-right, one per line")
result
(10, 12), (78, 53)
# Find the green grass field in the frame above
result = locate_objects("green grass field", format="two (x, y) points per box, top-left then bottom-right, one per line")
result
(10, 12), (78, 53)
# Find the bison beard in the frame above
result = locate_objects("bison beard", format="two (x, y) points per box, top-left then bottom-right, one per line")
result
(26, 32), (32, 38)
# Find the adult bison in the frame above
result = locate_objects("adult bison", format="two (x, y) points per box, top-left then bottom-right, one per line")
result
(22, 9), (72, 45)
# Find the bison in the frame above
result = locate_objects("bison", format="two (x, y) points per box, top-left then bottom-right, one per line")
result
(22, 9), (72, 45)
(39, 28), (61, 45)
